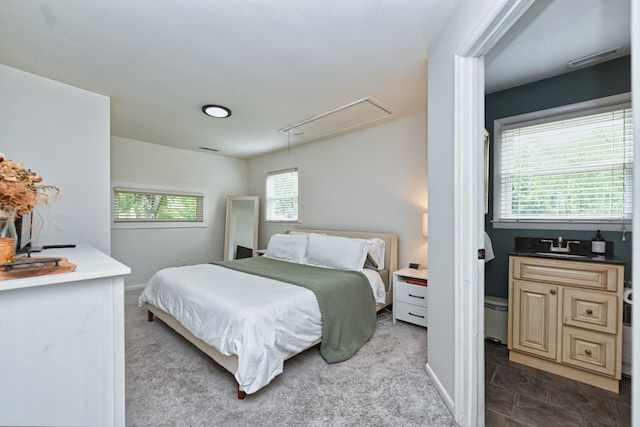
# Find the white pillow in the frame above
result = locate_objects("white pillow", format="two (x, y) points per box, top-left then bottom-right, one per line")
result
(366, 238), (386, 271)
(264, 233), (308, 264)
(287, 230), (327, 236)
(304, 233), (369, 271)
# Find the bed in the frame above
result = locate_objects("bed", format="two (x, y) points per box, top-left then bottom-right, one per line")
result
(139, 229), (398, 398)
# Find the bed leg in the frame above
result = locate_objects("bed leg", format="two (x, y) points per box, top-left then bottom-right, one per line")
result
(147, 311), (154, 322)
(237, 384), (246, 400)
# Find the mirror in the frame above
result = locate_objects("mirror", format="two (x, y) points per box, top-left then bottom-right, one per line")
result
(223, 196), (259, 261)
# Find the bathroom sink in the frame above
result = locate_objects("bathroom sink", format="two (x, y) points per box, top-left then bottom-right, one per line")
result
(533, 252), (591, 259)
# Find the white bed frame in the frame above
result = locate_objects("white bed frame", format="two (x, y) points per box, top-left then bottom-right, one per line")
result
(143, 229), (398, 399)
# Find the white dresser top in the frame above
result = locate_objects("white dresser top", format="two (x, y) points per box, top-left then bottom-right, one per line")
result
(0, 244), (130, 292)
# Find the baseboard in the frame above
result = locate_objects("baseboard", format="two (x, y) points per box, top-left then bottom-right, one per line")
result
(426, 362), (454, 415)
(125, 283), (146, 291)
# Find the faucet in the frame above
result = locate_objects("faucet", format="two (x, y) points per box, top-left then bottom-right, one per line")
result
(541, 237), (581, 253)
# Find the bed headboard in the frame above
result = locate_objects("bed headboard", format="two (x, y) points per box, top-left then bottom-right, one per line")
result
(284, 228), (398, 288)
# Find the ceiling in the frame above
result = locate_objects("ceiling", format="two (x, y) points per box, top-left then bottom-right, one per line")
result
(0, 1), (630, 159)
(485, 0), (630, 93)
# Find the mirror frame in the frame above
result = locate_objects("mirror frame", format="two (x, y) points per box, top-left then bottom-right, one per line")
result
(223, 195), (259, 261)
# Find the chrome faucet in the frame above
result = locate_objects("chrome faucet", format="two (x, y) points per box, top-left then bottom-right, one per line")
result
(541, 237), (581, 253)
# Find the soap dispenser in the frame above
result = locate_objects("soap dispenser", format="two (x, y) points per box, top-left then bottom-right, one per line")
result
(591, 230), (606, 254)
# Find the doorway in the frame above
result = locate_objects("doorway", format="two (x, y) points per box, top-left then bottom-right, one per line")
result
(451, 0), (638, 425)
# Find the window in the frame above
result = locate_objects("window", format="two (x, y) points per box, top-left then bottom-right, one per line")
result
(265, 168), (299, 222)
(494, 94), (633, 230)
(113, 185), (205, 228)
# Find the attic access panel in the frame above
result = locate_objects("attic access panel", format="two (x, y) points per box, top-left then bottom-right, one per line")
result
(280, 97), (393, 141)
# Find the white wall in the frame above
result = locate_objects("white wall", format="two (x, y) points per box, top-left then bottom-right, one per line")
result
(0, 64), (111, 253)
(110, 137), (248, 286)
(248, 113), (428, 269)
(426, 0), (495, 407)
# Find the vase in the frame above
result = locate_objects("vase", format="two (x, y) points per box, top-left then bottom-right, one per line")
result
(0, 208), (17, 263)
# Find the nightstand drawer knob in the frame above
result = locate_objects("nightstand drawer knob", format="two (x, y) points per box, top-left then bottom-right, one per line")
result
(585, 349), (592, 356)
(409, 312), (425, 319)
(409, 294), (425, 299)
(550, 289), (557, 295)
(586, 309), (593, 315)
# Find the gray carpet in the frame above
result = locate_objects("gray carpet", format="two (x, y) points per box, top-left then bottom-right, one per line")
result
(124, 289), (456, 426)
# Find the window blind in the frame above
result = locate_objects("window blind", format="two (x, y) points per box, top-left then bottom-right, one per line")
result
(113, 188), (204, 223)
(498, 106), (633, 222)
(265, 168), (299, 222)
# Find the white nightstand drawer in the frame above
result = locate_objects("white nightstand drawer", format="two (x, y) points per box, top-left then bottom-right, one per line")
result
(395, 302), (428, 327)
(395, 282), (428, 306)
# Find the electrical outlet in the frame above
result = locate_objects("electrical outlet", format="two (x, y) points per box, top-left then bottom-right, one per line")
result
(181, 259), (187, 266)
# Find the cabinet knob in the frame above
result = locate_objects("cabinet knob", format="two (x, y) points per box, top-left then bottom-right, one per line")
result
(586, 309), (593, 315)
(585, 349), (592, 356)
(550, 289), (557, 295)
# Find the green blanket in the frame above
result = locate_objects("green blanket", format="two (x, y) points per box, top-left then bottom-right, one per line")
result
(213, 256), (376, 363)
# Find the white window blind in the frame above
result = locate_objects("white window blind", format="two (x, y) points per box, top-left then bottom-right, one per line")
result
(496, 100), (633, 224)
(113, 188), (204, 223)
(265, 168), (299, 222)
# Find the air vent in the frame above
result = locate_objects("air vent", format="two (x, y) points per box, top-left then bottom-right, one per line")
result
(567, 47), (621, 70)
(280, 97), (393, 140)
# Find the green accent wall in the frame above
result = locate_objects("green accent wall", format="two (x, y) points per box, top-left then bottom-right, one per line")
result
(484, 56), (632, 299)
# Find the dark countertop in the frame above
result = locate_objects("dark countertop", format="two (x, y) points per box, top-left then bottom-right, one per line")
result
(508, 249), (626, 265)
(510, 236), (626, 265)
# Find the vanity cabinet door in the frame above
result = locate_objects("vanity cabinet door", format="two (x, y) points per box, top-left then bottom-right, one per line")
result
(511, 279), (559, 360)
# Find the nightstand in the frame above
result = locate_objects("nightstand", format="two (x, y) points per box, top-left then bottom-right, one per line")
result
(393, 268), (428, 327)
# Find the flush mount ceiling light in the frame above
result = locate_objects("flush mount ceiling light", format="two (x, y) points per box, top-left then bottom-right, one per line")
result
(202, 105), (231, 118)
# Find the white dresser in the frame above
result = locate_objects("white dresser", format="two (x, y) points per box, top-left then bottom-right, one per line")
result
(393, 268), (428, 327)
(0, 245), (130, 426)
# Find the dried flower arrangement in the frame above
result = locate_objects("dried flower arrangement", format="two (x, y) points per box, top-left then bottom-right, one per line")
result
(0, 152), (59, 233)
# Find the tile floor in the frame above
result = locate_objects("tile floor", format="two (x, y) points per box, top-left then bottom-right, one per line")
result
(485, 341), (632, 426)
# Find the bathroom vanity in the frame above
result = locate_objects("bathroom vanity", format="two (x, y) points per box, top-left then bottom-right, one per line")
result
(508, 248), (625, 393)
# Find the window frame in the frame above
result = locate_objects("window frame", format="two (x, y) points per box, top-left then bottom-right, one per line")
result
(111, 183), (208, 229)
(492, 93), (633, 231)
(264, 167), (300, 224)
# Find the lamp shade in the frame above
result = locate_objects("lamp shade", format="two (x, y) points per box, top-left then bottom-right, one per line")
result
(422, 212), (428, 237)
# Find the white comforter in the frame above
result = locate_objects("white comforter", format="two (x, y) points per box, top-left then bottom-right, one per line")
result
(139, 263), (385, 394)
(139, 263), (322, 394)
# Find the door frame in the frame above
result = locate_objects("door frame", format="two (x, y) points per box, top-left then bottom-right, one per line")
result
(631, 1), (639, 425)
(452, 1), (535, 425)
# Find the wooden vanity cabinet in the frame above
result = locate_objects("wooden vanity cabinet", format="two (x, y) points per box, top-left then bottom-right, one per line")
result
(508, 256), (624, 393)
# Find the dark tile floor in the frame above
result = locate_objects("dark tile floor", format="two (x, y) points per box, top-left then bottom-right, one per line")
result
(485, 341), (632, 426)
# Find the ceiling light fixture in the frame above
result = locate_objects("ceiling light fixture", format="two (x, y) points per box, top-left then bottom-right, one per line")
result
(202, 105), (231, 118)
